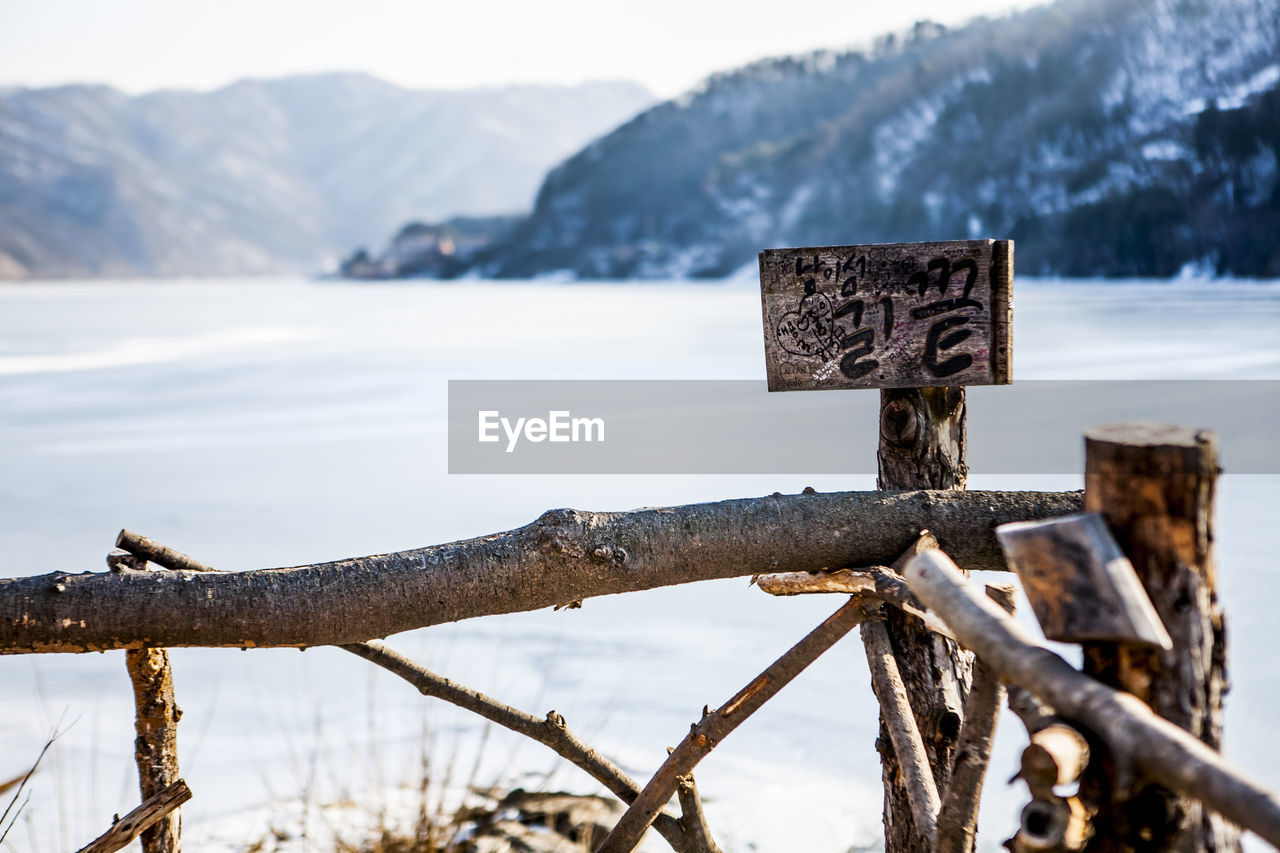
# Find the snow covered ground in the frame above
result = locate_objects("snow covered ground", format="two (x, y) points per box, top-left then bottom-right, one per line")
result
(1, 276), (1277, 852)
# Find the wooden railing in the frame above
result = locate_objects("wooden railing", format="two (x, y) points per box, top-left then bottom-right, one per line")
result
(2, 423), (1275, 853)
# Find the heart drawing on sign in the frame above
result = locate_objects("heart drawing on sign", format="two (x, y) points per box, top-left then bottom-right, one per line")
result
(775, 290), (836, 360)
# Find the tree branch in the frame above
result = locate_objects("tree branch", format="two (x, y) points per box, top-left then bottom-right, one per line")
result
(2, 489), (1080, 654)
(862, 618), (941, 840)
(75, 779), (191, 853)
(339, 640), (699, 853)
(596, 597), (883, 853)
(675, 775), (721, 853)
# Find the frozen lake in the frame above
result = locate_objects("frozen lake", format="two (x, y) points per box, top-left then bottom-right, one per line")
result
(1, 275), (1278, 852)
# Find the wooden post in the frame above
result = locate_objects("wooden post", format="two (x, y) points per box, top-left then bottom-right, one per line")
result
(126, 648), (182, 853)
(1081, 423), (1238, 851)
(111, 545), (184, 853)
(875, 386), (973, 852)
(758, 238), (1012, 852)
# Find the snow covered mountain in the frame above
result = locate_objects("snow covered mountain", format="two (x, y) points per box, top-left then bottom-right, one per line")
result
(477, 0), (1280, 279)
(0, 74), (654, 278)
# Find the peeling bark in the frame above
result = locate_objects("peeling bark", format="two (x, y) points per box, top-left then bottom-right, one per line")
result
(1, 488), (1080, 654)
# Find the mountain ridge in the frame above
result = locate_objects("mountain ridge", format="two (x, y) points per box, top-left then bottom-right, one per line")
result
(468, 0), (1280, 279)
(0, 73), (655, 278)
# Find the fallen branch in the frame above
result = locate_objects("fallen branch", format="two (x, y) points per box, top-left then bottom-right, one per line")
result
(340, 641), (701, 853)
(905, 548), (1280, 848)
(1, 489), (1080, 654)
(596, 597), (884, 853)
(75, 779), (192, 853)
(933, 584), (1015, 853)
(675, 775), (722, 853)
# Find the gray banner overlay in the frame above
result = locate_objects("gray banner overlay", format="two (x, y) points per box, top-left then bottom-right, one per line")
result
(448, 380), (1280, 475)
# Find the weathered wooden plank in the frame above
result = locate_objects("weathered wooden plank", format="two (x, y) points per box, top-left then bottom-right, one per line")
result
(759, 239), (1013, 391)
(995, 512), (1172, 648)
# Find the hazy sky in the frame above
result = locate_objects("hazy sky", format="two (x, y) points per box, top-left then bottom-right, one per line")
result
(0, 0), (1045, 98)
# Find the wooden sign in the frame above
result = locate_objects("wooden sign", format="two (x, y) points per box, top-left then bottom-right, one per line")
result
(759, 239), (1012, 391)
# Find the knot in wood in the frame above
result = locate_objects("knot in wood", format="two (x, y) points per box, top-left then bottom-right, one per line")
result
(540, 533), (584, 558)
(592, 543), (628, 566)
(937, 708), (963, 744)
(536, 508), (580, 526)
(546, 710), (566, 729)
(880, 397), (920, 448)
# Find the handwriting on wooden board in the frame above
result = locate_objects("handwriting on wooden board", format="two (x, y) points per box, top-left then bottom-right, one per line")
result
(759, 239), (1012, 391)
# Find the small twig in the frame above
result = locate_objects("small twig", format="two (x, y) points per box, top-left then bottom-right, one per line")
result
(596, 596), (882, 853)
(340, 641), (696, 852)
(757, 565), (956, 641)
(676, 775), (722, 853)
(1, 718), (69, 845)
(933, 583), (1016, 853)
(75, 779), (192, 853)
(116, 530), (218, 572)
(861, 618), (941, 840)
